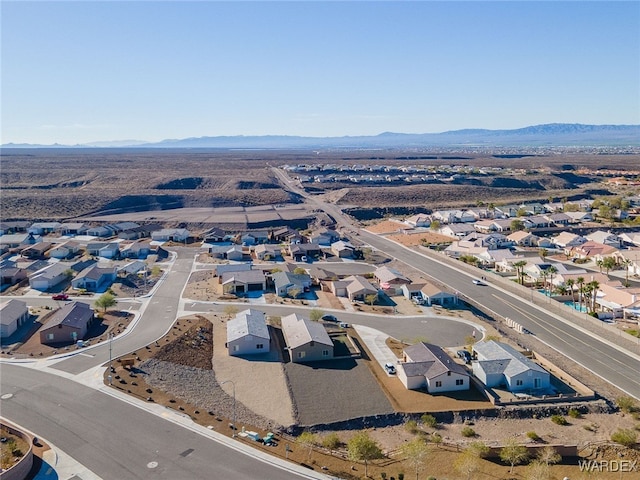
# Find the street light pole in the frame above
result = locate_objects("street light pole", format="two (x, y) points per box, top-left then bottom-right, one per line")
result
(108, 332), (113, 385)
(220, 380), (236, 437)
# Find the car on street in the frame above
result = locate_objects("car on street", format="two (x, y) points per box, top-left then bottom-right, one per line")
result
(321, 314), (338, 322)
(339, 322), (349, 328)
(456, 350), (472, 363)
(472, 279), (486, 286)
(384, 363), (396, 375)
(52, 293), (69, 301)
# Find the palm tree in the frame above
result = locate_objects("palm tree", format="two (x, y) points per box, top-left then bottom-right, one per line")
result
(566, 278), (576, 307)
(588, 280), (600, 313)
(622, 258), (631, 285)
(596, 258), (604, 273)
(539, 270), (549, 295)
(577, 276), (585, 310)
(546, 265), (557, 297)
(514, 260), (527, 285)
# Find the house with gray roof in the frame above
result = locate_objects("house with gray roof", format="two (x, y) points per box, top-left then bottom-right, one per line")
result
(39, 301), (95, 345)
(281, 313), (333, 363)
(374, 266), (411, 293)
(221, 269), (266, 294)
(272, 271), (311, 298)
(398, 342), (469, 392)
(472, 340), (550, 392)
(0, 299), (29, 338)
(0, 266), (27, 288)
(331, 275), (378, 302)
(71, 265), (117, 292)
(29, 263), (70, 291)
(151, 228), (190, 242)
(28, 222), (62, 235)
(227, 309), (271, 356)
(0, 233), (41, 249)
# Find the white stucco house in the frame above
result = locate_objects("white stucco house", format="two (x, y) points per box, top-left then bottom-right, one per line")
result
(226, 309), (271, 356)
(398, 342), (469, 392)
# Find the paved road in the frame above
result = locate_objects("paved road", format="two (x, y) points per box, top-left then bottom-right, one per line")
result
(0, 365), (319, 480)
(270, 168), (640, 399)
(357, 229), (640, 400)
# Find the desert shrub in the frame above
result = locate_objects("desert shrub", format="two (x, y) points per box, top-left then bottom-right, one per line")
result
(551, 415), (568, 425)
(405, 420), (419, 434)
(617, 396), (638, 414)
(568, 408), (582, 419)
(461, 426), (476, 438)
(610, 429), (637, 447)
(421, 414), (438, 429)
(583, 423), (598, 432)
(526, 431), (541, 442)
(430, 432), (442, 445)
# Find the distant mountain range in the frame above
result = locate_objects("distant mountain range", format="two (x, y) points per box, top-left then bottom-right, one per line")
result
(3, 123), (639, 149)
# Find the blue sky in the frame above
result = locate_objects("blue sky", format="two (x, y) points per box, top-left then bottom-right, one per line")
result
(2, 1), (639, 144)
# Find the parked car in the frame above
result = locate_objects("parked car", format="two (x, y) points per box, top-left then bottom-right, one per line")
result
(52, 293), (69, 301)
(322, 314), (338, 322)
(384, 363), (396, 374)
(456, 350), (472, 363)
(339, 322), (349, 328)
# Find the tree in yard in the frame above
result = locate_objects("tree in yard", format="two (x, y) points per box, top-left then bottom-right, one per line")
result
(298, 431), (318, 461)
(347, 431), (383, 478)
(223, 305), (238, 319)
(587, 280), (600, 313)
(454, 441), (489, 480)
(309, 308), (324, 322)
(565, 278), (576, 307)
(94, 292), (117, 313)
(538, 248), (548, 261)
(64, 268), (75, 278)
(400, 438), (430, 480)
(537, 445), (561, 466)
(602, 256), (616, 274)
(322, 432), (341, 455)
(499, 439), (529, 474)
(513, 260), (528, 285)
(576, 276), (585, 310)
(288, 287), (301, 299)
(524, 460), (551, 480)
(511, 219), (525, 231)
(429, 220), (440, 231)
(293, 267), (307, 275)
(365, 293), (378, 306)
(546, 265), (557, 297)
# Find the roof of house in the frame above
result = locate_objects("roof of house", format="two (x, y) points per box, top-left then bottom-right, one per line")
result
(402, 342), (468, 379)
(227, 309), (270, 343)
(74, 265), (117, 282)
(374, 266), (410, 284)
(344, 275), (377, 296)
(221, 269), (266, 285)
(473, 340), (547, 378)
(281, 313), (332, 349)
(42, 301), (93, 330)
(0, 299), (28, 325)
(32, 263), (69, 280)
(272, 271), (310, 291)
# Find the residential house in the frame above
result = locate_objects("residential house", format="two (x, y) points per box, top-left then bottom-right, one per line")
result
(49, 241), (81, 259)
(21, 242), (52, 259)
(474, 219), (513, 233)
(288, 243), (322, 261)
(0, 266), (27, 288)
(564, 211), (594, 223)
(545, 213), (571, 227)
(151, 228), (190, 242)
(0, 299), (29, 338)
(227, 309), (271, 356)
(519, 203), (545, 215)
(404, 214), (431, 228)
(586, 231), (623, 249)
(86, 225), (117, 237)
(268, 227), (302, 244)
(71, 265), (117, 292)
(98, 243), (120, 259)
(472, 340), (550, 392)
(214, 263), (253, 277)
(221, 269), (266, 294)
(29, 263), (69, 291)
(86, 242), (109, 256)
(474, 249), (520, 269)
(272, 271), (311, 298)
(0, 233), (41, 249)
(431, 209), (460, 224)
(225, 245), (246, 261)
(27, 222), (61, 235)
(253, 244), (283, 261)
(39, 302), (95, 345)
(331, 240), (355, 258)
(331, 275), (378, 302)
(493, 205), (520, 218)
(440, 224), (476, 238)
(307, 228), (340, 246)
(0, 221), (30, 235)
(281, 313), (333, 363)
(522, 215), (551, 230)
(593, 283), (640, 319)
(120, 240), (153, 259)
(553, 232), (587, 249)
(238, 230), (269, 246)
(203, 227), (229, 244)
(507, 231), (540, 248)
(619, 232), (640, 248)
(56, 223), (89, 236)
(118, 260), (147, 276)
(398, 342), (469, 392)
(401, 283), (457, 306)
(612, 250), (640, 277)
(374, 266), (411, 293)
(118, 224), (161, 240)
(569, 241), (619, 261)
